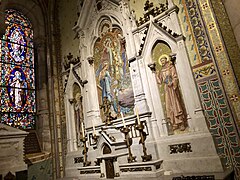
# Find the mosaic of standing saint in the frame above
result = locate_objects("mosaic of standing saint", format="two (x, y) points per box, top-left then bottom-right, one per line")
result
(156, 54), (187, 131)
(94, 29), (134, 120)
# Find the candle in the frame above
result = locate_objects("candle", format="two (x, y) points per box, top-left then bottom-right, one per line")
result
(81, 122), (85, 137)
(92, 120), (96, 136)
(120, 112), (126, 128)
(135, 107), (141, 125)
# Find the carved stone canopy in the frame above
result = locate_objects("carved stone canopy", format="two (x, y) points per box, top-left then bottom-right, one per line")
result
(63, 53), (81, 70)
(137, 0), (168, 26)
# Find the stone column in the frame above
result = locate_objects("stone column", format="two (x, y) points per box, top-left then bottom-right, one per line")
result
(64, 93), (78, 152)
(130, 57), (149, 113)
(175, 38), (208, 132)
(129, 57), (161, 142)
(113, 158), (120, 177)
(100, 159), (106, 178)
(120, 1), (137, 59)
(35, 38), (52, 152)
(81, 56), (101, 128)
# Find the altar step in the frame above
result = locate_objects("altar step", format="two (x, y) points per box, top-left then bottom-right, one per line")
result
(25, 152), (51, 165)
(23, 130), (51, 165)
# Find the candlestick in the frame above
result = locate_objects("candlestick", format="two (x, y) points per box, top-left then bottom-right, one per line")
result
(92, 120), (96, 136)
(135, 107), (141, 125)
(121, 112), (126, 127)
(81, 122), (85, 137)
(120, 127), (137, 163)
(135, 121), (152, 162)
(81, 135), (91, 166)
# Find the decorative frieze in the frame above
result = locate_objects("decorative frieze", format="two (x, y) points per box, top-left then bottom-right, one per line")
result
(169, 143), (192, 154)
(185, 0), (213, 63)
(172, 175), (214, 180)
(193, 63), (216, 80)
(120, 167), (152, 172)
(136, 0), (168, 26)
(74, 157), (84, 164)
(80, 170), (101, 174)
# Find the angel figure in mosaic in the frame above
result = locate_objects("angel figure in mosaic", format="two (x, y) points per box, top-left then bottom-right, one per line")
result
(156, 54), (187, 131)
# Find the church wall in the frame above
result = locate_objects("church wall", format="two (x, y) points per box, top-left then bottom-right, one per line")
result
(222, 0), (240, 48)
(210, 0), (240, 90)
(0, 0), (56, 179)
(128, 0), (240, 176)
(166, 0), (240, 177)
(59, 0), (80, 58)
(179, 0), (240, 177)
(60, 0), (240, 179)
(140, 0), (239, 177)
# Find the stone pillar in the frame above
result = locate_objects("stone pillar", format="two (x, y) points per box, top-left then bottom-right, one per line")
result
(100, 159), (106, 178)
(113, 158), (120, 177)
(175, 38), (208, 132)
(64, 93), (78, 152)
(120, 1), (137, 59)
(129, 57), (161, 141)
(167, 0), (181, 35)
(80, 49), (100, 129)
(36, 39), (51, 152)
(130, 57), (149, 113)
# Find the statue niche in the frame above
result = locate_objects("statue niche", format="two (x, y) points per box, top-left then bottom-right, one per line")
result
(152, 41), (188, 133)
(156, 54), (187, 131)
(73, 83), (84, 147)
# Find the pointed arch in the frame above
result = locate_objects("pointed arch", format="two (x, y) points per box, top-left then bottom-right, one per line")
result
(102, 143), (112, 154)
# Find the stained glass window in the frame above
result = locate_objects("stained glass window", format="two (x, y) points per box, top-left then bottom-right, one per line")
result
(0, 9), (35, 129)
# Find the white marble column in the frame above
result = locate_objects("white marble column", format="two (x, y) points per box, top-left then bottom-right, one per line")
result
(64, 93), (78, 152)
(175, 38), (208, 132)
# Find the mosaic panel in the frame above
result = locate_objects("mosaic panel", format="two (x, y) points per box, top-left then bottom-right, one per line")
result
(198, 78), (239, 169)
(198, 0), (240, 126)
(184, 0), (240, 177)
(210, 0), (240, 86)
(174, 0), (206, 66)
(94, 27), (134, 118)
(193, 63), (216, 80)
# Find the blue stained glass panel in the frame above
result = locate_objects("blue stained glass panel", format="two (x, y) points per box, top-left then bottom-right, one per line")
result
(0, 87), (36, 113)
(0, 9), (35, 129)
(0, 64), (35, 89)
(0, 37), (34, 66)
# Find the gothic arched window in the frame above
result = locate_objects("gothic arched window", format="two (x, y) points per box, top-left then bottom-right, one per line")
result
(0, 9), (35, 129)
